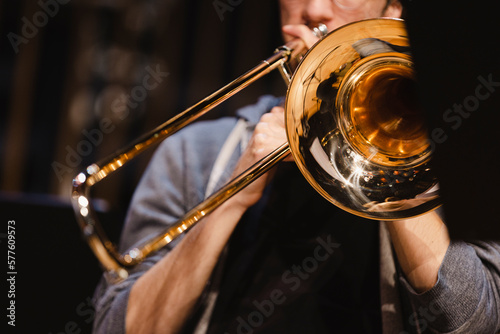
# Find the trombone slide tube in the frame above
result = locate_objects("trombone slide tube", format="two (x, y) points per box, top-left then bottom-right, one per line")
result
(72, 43), (300, 281)
(130, 143), (290, 265)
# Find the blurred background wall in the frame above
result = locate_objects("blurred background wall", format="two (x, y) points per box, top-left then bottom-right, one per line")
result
(0, 0), (284, 332)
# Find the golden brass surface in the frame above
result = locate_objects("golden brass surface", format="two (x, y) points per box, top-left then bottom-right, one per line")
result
(286, 18), (439, 220)
(73, 18), (440, 282)
(349, 64), (427, 159)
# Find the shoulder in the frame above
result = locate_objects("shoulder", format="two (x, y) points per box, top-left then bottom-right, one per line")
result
(236, 95), (284, 125)
(150, 117), (239, 185)
(156, 95), (283, 158)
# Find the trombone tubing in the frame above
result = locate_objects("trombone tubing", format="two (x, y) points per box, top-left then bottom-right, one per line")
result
(135, 143), (290, 265)
(86, 47), (294, 187)
(72, 45), (297, 279)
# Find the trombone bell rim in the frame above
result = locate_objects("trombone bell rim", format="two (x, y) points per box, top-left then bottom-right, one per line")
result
(285, 18), (441, 220)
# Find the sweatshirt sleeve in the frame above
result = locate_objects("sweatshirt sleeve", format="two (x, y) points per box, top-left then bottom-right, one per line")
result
(91, 117), (238, 334)
(91, 128), (191, 334)
(399, 240), (500, 333)
(92, 250), (170, 334)
(90, 95), (287, 333)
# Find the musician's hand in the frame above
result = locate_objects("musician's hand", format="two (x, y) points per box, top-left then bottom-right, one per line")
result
(282, 24), (322, 49)
(230, 106), (292, 209)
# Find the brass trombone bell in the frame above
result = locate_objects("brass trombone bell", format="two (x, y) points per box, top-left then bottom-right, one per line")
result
(72, 18), (441, 282)
(286, 18), (440, 220)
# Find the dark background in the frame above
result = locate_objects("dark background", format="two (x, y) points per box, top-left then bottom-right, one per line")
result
(403, 0), (500, 240)
(0, 0), (283, 333)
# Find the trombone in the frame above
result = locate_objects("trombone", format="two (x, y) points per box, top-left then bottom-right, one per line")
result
(72, 18), (441, 282)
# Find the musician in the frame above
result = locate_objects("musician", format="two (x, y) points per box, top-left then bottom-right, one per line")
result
(93, 0), (500, 333)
